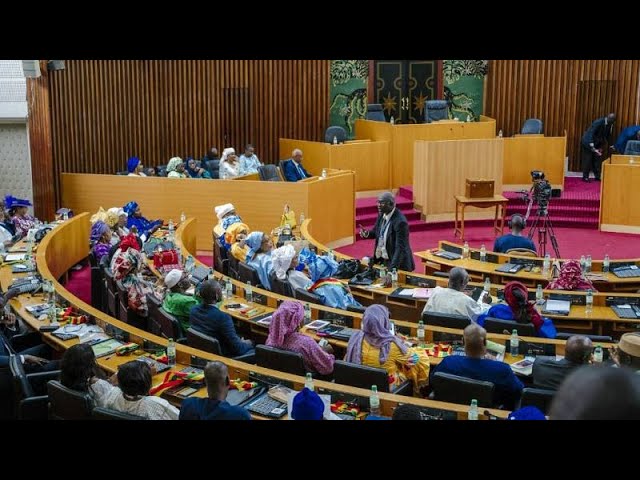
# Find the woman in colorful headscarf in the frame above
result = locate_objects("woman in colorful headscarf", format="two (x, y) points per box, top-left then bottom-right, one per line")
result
(304, 251), (362, 310)
(266, 300), (334, 375)
(244, 231), (274, 289)
(90, 220), (112, 262)
(185, 157), (211, 179)
(166, 157), (189, 178)
(547, 259), (596, 291)
(271, 244), (312, 291)
(106, 207), (129, 245)
(127, 156), (147, 177)
(224, 222), (251, 262)
(123, 201), (162, 241)
(219, 148), (241, 179)
(345, 304), (430, 395)
(110, 233), (152, 317)
(477, 281), (557, 338)
(5, 195), (36, 238)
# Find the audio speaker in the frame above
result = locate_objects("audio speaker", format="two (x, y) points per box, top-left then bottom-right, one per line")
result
(47, 60), (65, 71)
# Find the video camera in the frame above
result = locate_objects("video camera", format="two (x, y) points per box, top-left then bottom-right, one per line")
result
(520, 170), (552, 217)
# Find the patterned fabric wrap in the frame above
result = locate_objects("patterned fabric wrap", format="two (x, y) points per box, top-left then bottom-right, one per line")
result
(547, 260), (596, 291)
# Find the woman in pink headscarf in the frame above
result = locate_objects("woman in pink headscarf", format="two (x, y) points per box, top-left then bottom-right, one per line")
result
(266, 300), (334, 375)
(344, 304), (429, 395)
(547, 260), (596, 291)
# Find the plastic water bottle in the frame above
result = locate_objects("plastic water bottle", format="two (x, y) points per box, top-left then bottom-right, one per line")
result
(417, 320), (425, 347)
(466, 114), (471, 122)
(480, 244), (487, 262)
(603, 254), (610, 273)
(225, 279), (233, 299)
(391, 268), (398, 288)
(304, 302), (311, 324)
(484, 277), (491, 293)
(585, 289), (593, 314)
(62, 211), (69, 221)
(510, 330), (519, 356)
(332, 135), (338, 145)
(245, 281), (253, 303)
(185, 255), (195, 273)
(543, 254), (551, 276)
(168, 219), (175, 241)
(498, 129), (503, 138)
(586, 255), (592, 273)
(299, 212), (305, 226)
(369, 385), (381, 416)
(536, 284), (544, 304)
(468, 399), (479, 420)
(180, 212), (186, 223)
(390, 115), (395, 125)
(593, 345), (603, 363)
(167, 338), (176, 367)
(580, 255), (586, 273)
(305, 372), (314, 391)
(463, 241), (470, 259)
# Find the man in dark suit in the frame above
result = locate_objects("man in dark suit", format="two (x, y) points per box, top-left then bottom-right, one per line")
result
(361, 192), (415, 272)
(532, 334), (593, 390)
(282, 149), (311, 182)
(581, 112), (616, 182)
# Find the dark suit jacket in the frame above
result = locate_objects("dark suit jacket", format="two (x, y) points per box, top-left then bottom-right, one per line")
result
(189, 304), (252, 358)
(532, 356), (581, 390)
(282, 159), (311, 182)
(581, 117), (615, 149)
(370, 209), (415, 271)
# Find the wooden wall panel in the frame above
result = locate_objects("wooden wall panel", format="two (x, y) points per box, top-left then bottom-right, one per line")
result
(485, 60), (640, 172)
(43, 60), (330, 206)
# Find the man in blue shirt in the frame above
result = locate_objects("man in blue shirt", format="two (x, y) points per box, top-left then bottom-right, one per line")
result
(493, 214), (536, 253)
(430, 324), (523, 409)
(613, 126), (640, 155)
(179, 361), (252, 420)
(282, 149), (311, 182)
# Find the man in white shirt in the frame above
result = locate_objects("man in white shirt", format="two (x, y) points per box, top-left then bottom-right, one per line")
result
(238, 144), (262, 175)
(423, 267), (491, 322)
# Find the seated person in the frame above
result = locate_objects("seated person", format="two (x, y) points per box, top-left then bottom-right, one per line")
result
(0, 197), (16, 236)
(345, 304), (429, 396)
(493, 214), (536, 253)
(123, 201), (163, 241)
(266, 300), (335, 375)
(106, 207), (129, 245)
(282, 148), (311, 182)
(145, 167), (156, 176)
(100, 360), (179, 420)
(429, 324), (523, 409)
(422, 267), (491, 322)
(547, 259), (596, 291)
(303, 250), (362, 310)
(213, 203), (243, 242)
(610, 332), (640, 372)
(224, 222), (250, 262)
(613, 126), (640, 154)
(127, 156), (147, 176)
(532, 335), (593, 390)
(90, 220), (112, 262)
(185, 157), (211, 178)
(244, 231), (274, 289)
(202, 147), (220, 178)
(60, 343), (115, 402)
(291, 387), (324, 420)
(477, 281), (557, 338)
(238, 144), (262, 175)
(219, 147), (241, 178)
(189, 280), (254, 358)
(179, 361), (252, 420)
(0, 208), (17, 250)
(5, 195), (35, 238)
(161, 269), (200, 332)
(392, 403), (424, 420)
(166, 157), (189, 178)
(110, 233), (152, 317)
(271, 244), (312, 291)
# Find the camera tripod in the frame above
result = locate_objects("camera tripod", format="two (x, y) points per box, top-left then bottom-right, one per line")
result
(527, 205), (561, 258)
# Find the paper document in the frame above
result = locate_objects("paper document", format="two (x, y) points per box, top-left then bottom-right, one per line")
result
(510, 357), (535, 376)
(544, 299), (571, 313)
(5, 253), (26, 261)
(412, 288), (433, 299)
(397, 288), (416, 296)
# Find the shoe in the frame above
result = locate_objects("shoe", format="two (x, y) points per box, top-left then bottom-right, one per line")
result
(594, 178), (601, 182)
(582, 178), (591, 183)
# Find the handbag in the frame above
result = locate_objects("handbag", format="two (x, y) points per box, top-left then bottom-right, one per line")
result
(348, 267), (378, 286)
(334, 259), (362, 279)
(153, 249), (180, 268)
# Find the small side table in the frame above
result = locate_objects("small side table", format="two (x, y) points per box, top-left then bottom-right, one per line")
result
(454, 194), (509, 241)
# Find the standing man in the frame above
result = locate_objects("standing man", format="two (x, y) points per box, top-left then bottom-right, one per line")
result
(581, 112), (616, 182)
(361, 192), (414, 272)
(282, 149), (311, 182)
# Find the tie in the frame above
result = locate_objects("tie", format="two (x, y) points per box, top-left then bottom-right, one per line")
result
(296, 163), (305, 179)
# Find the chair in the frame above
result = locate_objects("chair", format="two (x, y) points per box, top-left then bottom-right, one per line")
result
(213, 238), (229, 276)
(255, 345), (306, 376)
(116, 171), (129, 176)
(519, 387), (555, 414)
(155, 165), (168, 177)
(505, 248), (538, 257)
(156, 307), (185, 341)
(269, 271), (293, 297)
(293, 287), (323, 305)
(89, 253), (105, 312)
(324, 125), (348, 144)
(227, 254), (240, 280)
(257, 164), (283, 181)
(116, 280), (146, 331)
(366, 103), (386, 122)
(422, 311), (471, 341)
(346, 304), (366, 314)
(9, 355), (60, 420)
(92, 406), (146, 420)
(484, 317), (537, 337)
(104, 268), (119, 319)
(555, 332), (613, 343)
(520, 118), (543, 134)
(424, 100), (449, 123)
(186, 328), (255, 363)
(47, 380), (94, 420)
(430, 371), (495, 408)
(238, 262), (262, 288)
(332, 360), (412, 396)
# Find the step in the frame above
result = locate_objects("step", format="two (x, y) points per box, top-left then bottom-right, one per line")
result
(356, 210), (422, 225)
(506, 205), (600, 219)
(398, 185), (413, 199)
(356, 198), (414, 216)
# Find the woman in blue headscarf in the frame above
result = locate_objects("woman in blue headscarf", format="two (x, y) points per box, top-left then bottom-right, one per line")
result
(5, 195), (35, 238)
(127, 157), (146, 176)
(304, 251), (362, 310)
(123, 201), (162, 241)
(244, 231), (274, 289)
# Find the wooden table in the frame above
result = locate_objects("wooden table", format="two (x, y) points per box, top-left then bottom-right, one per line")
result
(454, 194), (508, 241)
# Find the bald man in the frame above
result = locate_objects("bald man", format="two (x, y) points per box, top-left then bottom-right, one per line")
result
(282, 149), (311, 182)
(423, 267), (491, 321)
(532, 335), (593, 390)
(581, 112), (616, 182)
(429, 324), (523, 409)
(361, 192), (415, 272)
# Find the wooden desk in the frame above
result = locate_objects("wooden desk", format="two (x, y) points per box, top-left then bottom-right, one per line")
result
(609, 154), (640, 165)
(600, 163), (640, 234)
(454, 195), (508, 241)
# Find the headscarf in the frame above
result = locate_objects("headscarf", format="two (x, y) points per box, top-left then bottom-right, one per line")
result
(123, 201), (138, 217)
(127, 156), (140, 173)
(167, 157), (183, 172)
(224, 222), (249, 245)
(90, 220), (110, 243)
(547, 260), (596, 291)
(266, 300), (304, 348)
(90, 207), (108, 224)
(215, 203), (235, 221)
(272, 244), (296, 280)
(508, 406), (546, 420)
(306, 252), (339, 282)
(291, 388), (324, 420)
(345, 304), (408, 365)
(106, 207), (126, 228)
(220, 147), (236, 163)
(504, 281), (543, 329)
(4, 195), (32, 209)
(119, 233), (141, 252)
(221, 215), (243, 231)
(244, 231), (264, 259)
(184, 157), (200, 177)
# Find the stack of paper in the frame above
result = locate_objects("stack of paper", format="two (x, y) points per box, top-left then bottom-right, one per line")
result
(412, 288), (433, 299)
